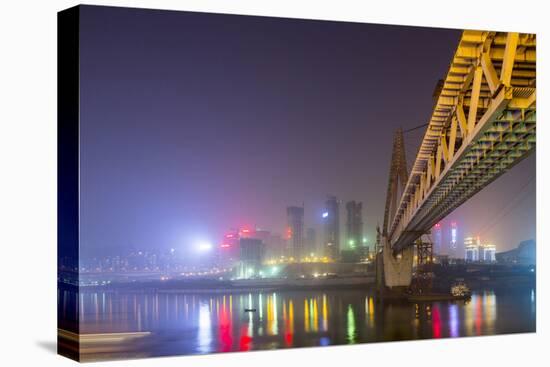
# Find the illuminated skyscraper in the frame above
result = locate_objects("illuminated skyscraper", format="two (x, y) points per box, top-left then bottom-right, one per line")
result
(464, 236), (480, 262)
(219, 229), (240, 267)
(287, 206), (305, 260)
(239, 227), (253, 238)
(450, 221), (458, 257)
(323, 196), (340, 260)
(433, 222), (443, 255)
(481, 244), (496, 262)
(345, 201), (363, 250)
(238, 238), (265, 279)
(464, 236), (495, 262)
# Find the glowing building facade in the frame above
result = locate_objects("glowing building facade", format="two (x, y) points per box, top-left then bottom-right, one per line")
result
(464, 236), (480, 262)
(287, 206), (305, 261)
(219, 229), (240, 267)
(433, 222), (443, 255)
(464, 236), (496, 262)
(238, 238), (265, 278)
(345, 201), (363, 250)
(450, 221), (458, 256)
(323, 196), (340, 260)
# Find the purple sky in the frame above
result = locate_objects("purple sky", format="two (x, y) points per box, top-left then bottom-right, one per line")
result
(78, 5), (535, 257)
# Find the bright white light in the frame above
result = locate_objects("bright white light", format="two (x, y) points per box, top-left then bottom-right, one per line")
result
(322, 212), (329, 218)
(197, 242), (213, 252)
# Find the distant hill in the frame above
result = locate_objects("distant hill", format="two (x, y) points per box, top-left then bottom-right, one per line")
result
(496, 239), (536, 265)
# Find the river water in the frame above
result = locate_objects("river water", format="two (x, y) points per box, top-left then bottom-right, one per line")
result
(59, 286), (536, 360)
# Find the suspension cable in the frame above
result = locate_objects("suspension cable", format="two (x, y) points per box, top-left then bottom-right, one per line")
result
(403, 122), (429, 133)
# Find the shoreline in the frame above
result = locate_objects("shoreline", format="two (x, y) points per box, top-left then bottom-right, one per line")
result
(59, 273), (534, 294)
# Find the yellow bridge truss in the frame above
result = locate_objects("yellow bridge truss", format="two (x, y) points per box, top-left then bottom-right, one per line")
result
(388, 30), (536, 252)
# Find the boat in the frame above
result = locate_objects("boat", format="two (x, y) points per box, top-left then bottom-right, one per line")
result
(450, 280), (471, 298)
(244, 308), (257, 312)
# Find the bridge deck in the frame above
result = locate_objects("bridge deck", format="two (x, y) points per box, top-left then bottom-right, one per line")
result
(389, 31), (536, 252)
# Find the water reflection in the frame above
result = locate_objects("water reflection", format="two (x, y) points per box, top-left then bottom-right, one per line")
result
(432, 304), (441, 338)
(59, 287), (535, 359)
(448, 304), (459, 337)
(197, 302), (212, 353)
(530, 289), (536, 314)
(463, 291), (497, 336)
(346, 305), (356, 344)
(322, 295), (328, 332)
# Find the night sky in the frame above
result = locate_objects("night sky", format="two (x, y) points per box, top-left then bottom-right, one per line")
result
(78, 5), (535, 258)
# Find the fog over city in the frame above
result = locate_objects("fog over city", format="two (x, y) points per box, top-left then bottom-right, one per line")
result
(76, 7), (534, 260)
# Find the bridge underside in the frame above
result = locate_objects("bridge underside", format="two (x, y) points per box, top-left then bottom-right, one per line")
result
(387, 31), (536, 253)
(392, 89), (535, 252)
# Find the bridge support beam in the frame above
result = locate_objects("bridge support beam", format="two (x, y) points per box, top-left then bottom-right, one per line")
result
(377, 236), (414, 291)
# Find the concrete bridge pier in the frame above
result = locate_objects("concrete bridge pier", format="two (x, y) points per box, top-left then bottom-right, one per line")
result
(375, 236), (414, 298)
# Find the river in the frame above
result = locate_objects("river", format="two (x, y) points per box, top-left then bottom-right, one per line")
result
(58, 286), (536, 361)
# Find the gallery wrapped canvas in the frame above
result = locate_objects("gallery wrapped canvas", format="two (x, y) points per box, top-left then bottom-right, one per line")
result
(58, 4), (536, 362)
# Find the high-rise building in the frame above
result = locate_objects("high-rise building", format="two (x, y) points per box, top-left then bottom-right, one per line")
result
(250, 228), (284, 262)
(345, 201), (363, 249)
(464, 236), (480, 262)
(464, 236), (496, 262)
(239, 227), (254, 238)
(323, 196), (340, 260)
(238, 238), (265, 279)
(306, 227), (317, 257)
(219, 229), (240, 267)
(481, 244), (496, 262)
(433, 222), (443, 255)
(286, 206), (305, 261)
(450, 221), (458, 257)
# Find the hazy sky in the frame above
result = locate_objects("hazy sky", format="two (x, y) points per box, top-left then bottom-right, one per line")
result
(78, 5), (535, 257)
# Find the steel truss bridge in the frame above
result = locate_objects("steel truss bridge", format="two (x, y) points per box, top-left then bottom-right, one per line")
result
(382, 30), (536, 257)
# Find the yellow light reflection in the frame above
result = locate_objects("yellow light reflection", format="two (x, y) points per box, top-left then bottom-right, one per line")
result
(304, 299), (310, 332)
(289, 300), (294, 334)
(322, 294), (328, 331)
(483, 291), (497, 332)
(266, 294), (278, 335)
(272, 293), (278, 335)
(368, 297), (374, 323)
(312, 298), (319, 332)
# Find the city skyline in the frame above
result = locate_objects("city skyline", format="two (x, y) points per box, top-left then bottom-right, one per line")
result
(77, 6), (535, 259)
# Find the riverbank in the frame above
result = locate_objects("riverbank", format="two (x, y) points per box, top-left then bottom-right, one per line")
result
(60, 263), (535, 294)
(63, 274), (376, 293)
